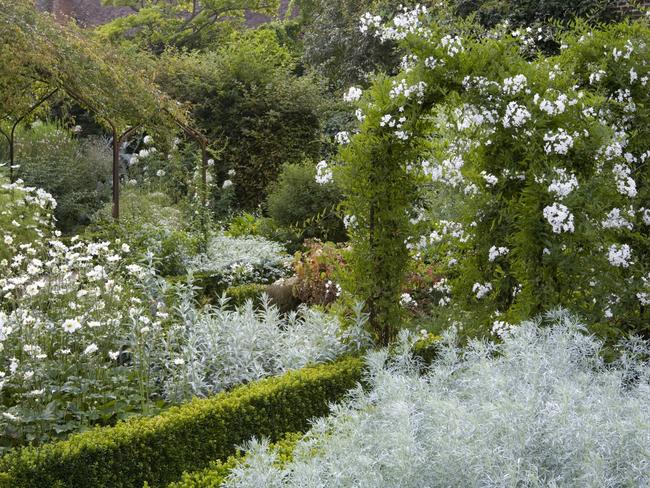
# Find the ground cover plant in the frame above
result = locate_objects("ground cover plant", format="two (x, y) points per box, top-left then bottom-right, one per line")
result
(223, 311), (650, 487)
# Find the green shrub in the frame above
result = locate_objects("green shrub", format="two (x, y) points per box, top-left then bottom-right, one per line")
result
(90, 188), (198, 276)
(266, 162), (347, 243)
(168, 433), (303, 488)
(0, 357), (364, 488)
(225, 212), (264, 238)
(14, 122), (111, 232)
(224, 283), (268, 308)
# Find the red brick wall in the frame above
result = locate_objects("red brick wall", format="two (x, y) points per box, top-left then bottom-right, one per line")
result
(613, 0), (650, 16)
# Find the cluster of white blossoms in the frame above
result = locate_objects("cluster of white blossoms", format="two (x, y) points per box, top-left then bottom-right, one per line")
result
(334, 131), (351, 145)
(547, 168), (579, 199)
(601, 207), (634, 230)
(543, 129), (575, 155)
(502, 101), (531, 128)
(440, 34), (464, 57)
(491, 319), (514, 338)
(488, 246), (509, 262)
(543, 202), (575, 233)
(501, 74), (528, 96)
(389, 79), (427, 101)
(472, 282), (493, 299)
(612, 163), (637, 197)
(607, 243), (632, 268)
(315, 160), (333, 185)
(400, 292), (417, 307)
(343, 86), (363, 103)
(422, 156), (465, 187)
(534, 92), (573, 116)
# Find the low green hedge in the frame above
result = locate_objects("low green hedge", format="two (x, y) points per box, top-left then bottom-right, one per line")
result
(224, 283), (268, 308)
(0, 357), (364, 488)
(167, 432), (303, 488)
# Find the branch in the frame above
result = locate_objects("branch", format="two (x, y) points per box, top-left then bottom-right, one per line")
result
(11, 88), (59, 135)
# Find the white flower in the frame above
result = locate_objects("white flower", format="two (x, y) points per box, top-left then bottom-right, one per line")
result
(126, 264), (143, 274)
(343, 87), (363, 102)
(472, 282), (493, 299)
(607, 244), (632, 268)
(108, 351), (119, 361)
(143, 135), (154, 145)
(222, 179), (233, 189)
(83, 343), (98, 355)
(62, 318), (82, 333)
(612, 163), (637, 198)
(228, 169), (236, 177)
(543, 203), (575, 233)
(488, 246), (509, 262)
(3, 235), (13, 245)
(601, 208), (634, 230)
(335, 131), (351, 145)
(156, 169), (166, 177)
(121, 243), (130, 253)
(400, 293), (416, 307)
(138, 149), (150, 158)
(547, 168), (579, 199)
(315, 161), (333, 185)
(544, 129), (574, 155)
(173, 358), (185, 366)
(503, 102), (531, 128)
(88, 321), (101, 328)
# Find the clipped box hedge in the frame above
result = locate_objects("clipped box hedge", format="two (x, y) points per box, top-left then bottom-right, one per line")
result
(0, 357), (364, 488)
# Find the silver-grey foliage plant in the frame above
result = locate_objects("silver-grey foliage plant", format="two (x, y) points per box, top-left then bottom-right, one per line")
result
(162, 294), (370, 401)
(226, 311), (650, 487)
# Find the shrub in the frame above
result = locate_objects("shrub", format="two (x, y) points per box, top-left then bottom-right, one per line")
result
(266, 162), (346, 243)
(13, 122), (111, 232)
(157, 29), (325, 209)
(224, 283), (268, 308)
(338, 10), (650, 340)
(224, 311), (650, 487)
(292, 240), (348, 306)
(90, 188), (198, 276)
(168, 433), (302, 488)
(187, 233), (291, 288)
(161, 295), (369, 401)
(0, 357), (365, 488)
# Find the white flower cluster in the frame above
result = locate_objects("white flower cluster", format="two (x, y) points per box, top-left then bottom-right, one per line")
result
(502, 102), (531, 128)
(601, 207), (634, 230)
(543, 202), (575, 233)
(488, 246), (509, 262)
(441, 35), (464, 57)
(472, 282), (493, 299)
(315, 160), (333, 185)
(501, 74), (528, 96)
(343, 86), (363, 103)
(422, 156), (465, 188)
(612, 163), (637, 198)
(400, 292), (417, 307)
(547, 168), (579, 199)
(534, 92), (572, 116)
(607, 243), (632, 268)
(334, 131), (351, 145)
(543, 129), (575, 155)
(389, 79), (427, 101)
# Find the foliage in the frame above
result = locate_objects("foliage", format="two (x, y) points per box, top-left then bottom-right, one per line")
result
(297, 0), (403, 89)
(91, 188), (198, 276)
(0, 357), (365, 488)
(187, 233), (291, 287)
(453, 0), (620, 28)
(266, 162), (346, 243)
(225, 212), (265, 238)
(224, 311), (650, 487)
(160, 294), (368, 401)
(291, 240), (348, 306)
(156, 30), (324, 209)
(169, 433), (303, 488)
(13, 123), (112, 232)
(224, 283), (268, 308)
(337, 8), (650, 341)
(98, 0), (280, 52)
